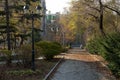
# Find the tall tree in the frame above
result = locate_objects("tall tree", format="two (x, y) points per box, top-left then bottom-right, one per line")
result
(0, 0), (42, 48)
(60, 0), (120, 44)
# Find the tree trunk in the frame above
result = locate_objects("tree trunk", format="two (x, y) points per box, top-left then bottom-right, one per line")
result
(99, 0), (105, 36)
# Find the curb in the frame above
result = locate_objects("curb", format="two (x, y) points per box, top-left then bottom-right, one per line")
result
(43, 56), (64, 80)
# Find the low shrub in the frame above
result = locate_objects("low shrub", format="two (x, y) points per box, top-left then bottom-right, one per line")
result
(86, 33), (120, 78)
(0, 56), (6, 61)
(86, 38), (102, 54)
(61, 47), (68, 52)
(36, 41), (62, 60)
(14, 44), (42, 68)
(0, 50), (12, 66)
(101, 34), (120, 78)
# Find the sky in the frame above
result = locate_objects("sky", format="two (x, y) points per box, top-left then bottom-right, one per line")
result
(45, 0), (70, 14)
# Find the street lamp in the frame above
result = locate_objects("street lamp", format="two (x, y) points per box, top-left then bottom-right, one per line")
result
(51, 26), (59, 41)
(23, 4), (42, 71)
(5, 0), (10, 50)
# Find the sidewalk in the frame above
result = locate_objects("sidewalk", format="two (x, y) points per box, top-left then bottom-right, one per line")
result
(49, 48), (116, 80)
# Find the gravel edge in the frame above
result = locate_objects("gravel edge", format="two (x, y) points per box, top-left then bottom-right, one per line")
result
(43, 56), (64, 80)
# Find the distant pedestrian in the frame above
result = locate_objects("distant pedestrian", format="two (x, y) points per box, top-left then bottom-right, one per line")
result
(80, 44), (82, 49)
(70, 42), (72, 49)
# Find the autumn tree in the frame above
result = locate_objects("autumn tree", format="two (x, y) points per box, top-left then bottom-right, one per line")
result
(60, 0), (120, 45)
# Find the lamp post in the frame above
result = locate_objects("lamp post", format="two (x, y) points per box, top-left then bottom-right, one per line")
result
(5, 0), (10, 50)
(62, 31), (65, 46)
(51, 26), (59, 41)
(23, 4), (42, 71)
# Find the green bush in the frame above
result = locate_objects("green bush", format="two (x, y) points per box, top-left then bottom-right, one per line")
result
(14, 44), (42, 67)
(86, 33), (120, 78)
(0, 56), (6, 61)
(101, 34), (120, 77)
(36, 41), (62, 60)
(61, 47), (68, 52)
(86, 38), (102, 54)
(0, 50), (12, 66)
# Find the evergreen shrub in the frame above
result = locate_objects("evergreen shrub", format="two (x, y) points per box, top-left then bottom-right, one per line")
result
(86, 33), (120, 78)
(0, 50), (12, 66)
(36, 41), (62, 60)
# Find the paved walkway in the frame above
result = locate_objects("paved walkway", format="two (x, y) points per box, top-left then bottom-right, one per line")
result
(50, 48), (116, 80)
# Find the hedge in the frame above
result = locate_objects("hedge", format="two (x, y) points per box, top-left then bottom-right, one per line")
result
(86, 33), (120, 78)
(36, 41), (62, 60)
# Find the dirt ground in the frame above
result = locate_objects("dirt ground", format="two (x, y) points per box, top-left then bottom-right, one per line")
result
(0, 59), (59, 80)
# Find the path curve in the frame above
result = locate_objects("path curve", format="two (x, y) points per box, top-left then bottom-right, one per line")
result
(50, 48), (116, 80)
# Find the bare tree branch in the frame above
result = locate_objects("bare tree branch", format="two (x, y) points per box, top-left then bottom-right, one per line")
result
(83, 3), (100, 12)
(87, 13), (99, 21)
(104, 5), (120, 15)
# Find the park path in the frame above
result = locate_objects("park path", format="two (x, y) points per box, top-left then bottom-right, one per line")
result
(50, 48), (116, 80)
